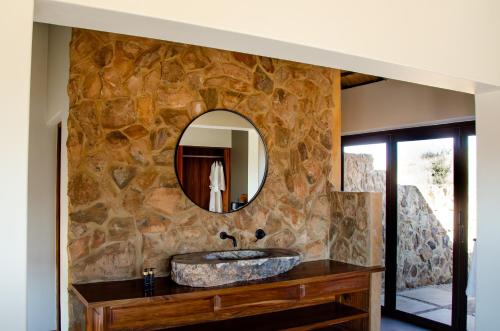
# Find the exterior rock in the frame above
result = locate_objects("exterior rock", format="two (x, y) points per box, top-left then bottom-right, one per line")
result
(344, 153), (453, 290)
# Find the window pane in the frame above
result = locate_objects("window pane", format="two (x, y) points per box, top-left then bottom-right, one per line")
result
(396, 138), (454, 326)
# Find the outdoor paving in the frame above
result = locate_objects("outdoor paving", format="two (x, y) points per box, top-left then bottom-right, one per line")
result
(393, 284), (476, 331)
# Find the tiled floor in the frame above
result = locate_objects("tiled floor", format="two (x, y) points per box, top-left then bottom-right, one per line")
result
(390, 284), (476, 331)
(381, 317), (429, 331)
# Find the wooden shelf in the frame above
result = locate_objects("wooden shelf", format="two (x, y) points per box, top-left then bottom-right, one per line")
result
(168, 302), (368, 331)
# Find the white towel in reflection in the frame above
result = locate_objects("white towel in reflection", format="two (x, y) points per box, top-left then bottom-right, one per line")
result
(209, 161), (225, 212)
(466, 240), (477, 298)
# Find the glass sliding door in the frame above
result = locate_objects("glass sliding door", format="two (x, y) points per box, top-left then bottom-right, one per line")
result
(342, 121), (475, 331)
(396, 138), (455, 326)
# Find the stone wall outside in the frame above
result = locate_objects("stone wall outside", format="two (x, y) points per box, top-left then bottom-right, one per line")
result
(344, 153), (453, 290)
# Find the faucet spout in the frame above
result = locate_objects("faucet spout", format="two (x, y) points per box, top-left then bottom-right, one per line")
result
(219, 232), (237, 248)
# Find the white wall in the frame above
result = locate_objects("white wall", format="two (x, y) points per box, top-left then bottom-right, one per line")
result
(47, 25), (71, 125)
(0, 1), (34, 329)
(342, 80), (475, 135)
(47, 25), (71, 331)
(180, 127), (232, 148)
(27, 22), (58, 331)
(34, 0), (500, 93)
(474, 91), (500, 331)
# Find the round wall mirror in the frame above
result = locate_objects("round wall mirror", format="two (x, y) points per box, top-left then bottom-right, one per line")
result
(175, 110), (268, 213)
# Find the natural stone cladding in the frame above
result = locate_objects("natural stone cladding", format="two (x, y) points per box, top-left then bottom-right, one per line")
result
(67, 28), (340, 287)
(344, 153), (453, 290)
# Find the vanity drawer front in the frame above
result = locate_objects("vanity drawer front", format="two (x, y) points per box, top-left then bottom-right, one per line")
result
(217, 285), (300, 311)
(303, 275), (369, 301)
(106, 298), (214, 330)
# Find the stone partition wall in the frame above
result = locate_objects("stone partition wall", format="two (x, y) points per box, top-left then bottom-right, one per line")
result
(67, 28), (340, 287)
(329, 191), (383, 331)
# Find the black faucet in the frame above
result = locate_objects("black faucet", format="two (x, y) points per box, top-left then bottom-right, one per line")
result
(220, 232), (237, 248)
(255, 229), (266, 241)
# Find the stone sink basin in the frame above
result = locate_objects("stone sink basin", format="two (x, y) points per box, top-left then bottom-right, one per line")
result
(171, 249), (301, 287)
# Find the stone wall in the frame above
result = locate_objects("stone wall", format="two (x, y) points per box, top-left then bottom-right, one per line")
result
(67, 28), (340, 285)
(329, 191), (382, 331)
(344, 153), (453, 290)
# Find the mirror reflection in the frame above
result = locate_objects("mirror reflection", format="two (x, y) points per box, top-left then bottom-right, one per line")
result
(175, 110), (267, 213)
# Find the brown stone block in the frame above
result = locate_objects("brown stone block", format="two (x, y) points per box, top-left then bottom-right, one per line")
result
(123, 124), (148, 140)
(159, 108), (191, 130)
(145, 187), (183, 216)
(156, 85), (197, 109)
(111, 165), (137, 189)
(135, 44), (162, 69)
(149, 127), (170, 150)
(161, 59), (186, 83)
(259, 57), (275, 73)
(253, 66), (274, 94)
(129, 139), (151, 165)
(108, 217), (136, 241)
(70, 100), (101, 146)
(93, 44), (113, 68)
(231, 51), (257, 68)
(82, 70), (102, 99)
(68, 172), (101, 206)
(266, 229), (296, 248)
(205, 76), (252, 94)
(143, 69), (161, 94)
(221, 90), (245, 108)
(134, 168), (159, 190)
(69, 235), (90, 261)
(136, 94), (155, 126)
(199, 88), (218, 109)
(90, 230), (106, 250)
(71, 30), (98, 61)
(70, 203), (108, 225)
(101, 98), (136, 129)
(72, 242), (137, 282)
(106, 131), (129, 148)
(284, 79), (319, 99)
(122, 188), (144, 215)
(205, 63), (253, 82)
(126, 72), (144, 95)
(136, 213), (170, 234)
(181, 47), (210, 70)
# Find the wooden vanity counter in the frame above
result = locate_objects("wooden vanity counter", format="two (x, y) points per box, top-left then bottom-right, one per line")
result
(71, 260), (383, 331)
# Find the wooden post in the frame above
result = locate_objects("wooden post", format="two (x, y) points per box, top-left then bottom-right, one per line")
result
(331, 69), (342, 190)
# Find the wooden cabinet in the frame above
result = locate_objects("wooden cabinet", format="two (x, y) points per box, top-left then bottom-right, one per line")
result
(71, 260), (383, 331)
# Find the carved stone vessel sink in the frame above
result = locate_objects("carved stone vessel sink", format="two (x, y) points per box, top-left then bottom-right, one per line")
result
(171, 249), (301, 287)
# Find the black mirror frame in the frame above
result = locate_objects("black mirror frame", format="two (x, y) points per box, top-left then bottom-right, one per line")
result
(174, 109), (269, 214)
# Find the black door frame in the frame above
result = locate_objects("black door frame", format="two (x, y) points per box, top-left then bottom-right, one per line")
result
(341, 121), (475, 331)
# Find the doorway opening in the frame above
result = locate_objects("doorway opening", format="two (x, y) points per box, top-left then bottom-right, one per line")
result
(342, 122), (475, 331)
